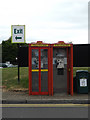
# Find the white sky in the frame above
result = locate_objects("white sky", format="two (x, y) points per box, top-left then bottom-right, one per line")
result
(0, 0), (89, 44)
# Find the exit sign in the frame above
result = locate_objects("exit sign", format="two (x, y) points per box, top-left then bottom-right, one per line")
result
(11, 25), (25, 43)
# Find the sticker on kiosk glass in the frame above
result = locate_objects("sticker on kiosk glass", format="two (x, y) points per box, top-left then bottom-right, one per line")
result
(80, 78), (87, 87)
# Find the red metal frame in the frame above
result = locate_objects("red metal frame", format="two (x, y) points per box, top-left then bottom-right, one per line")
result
(67, 47), (69, 94)
(29, 41), (73, 96)
(28, 44), (32, 95)
(29, 44), (50, 95)
(50, 41), (73, 96)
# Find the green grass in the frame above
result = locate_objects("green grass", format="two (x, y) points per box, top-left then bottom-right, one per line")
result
(2, 67), (89, 90)
(2, 67), (29, 90)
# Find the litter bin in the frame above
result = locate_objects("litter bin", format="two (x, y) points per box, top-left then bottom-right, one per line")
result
(76, 70), (89, 93)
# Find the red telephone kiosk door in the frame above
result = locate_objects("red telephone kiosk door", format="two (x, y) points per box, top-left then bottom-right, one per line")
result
(29, 46), (51, 95)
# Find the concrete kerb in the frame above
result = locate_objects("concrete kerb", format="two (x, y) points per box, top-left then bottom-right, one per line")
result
(1, 99), (89, 104)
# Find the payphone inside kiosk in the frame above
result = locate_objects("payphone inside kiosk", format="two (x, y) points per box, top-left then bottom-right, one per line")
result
(28, 41), (73, 96)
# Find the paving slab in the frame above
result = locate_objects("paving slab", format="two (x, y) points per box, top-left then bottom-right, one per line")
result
(2, 89), (89, 104)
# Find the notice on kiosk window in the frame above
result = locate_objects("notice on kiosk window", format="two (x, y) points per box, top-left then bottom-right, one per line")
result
(80, 78), (87, 87)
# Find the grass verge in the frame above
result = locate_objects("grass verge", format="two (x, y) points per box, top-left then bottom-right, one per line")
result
(2, 67), (89, 90)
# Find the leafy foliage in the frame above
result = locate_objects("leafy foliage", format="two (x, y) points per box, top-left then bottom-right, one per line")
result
(2, 37), (28, 64)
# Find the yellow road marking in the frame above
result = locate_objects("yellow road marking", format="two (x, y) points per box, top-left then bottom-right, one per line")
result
(1, 104), (89, 108)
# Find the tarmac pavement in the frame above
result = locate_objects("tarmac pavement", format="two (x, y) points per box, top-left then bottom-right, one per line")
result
(1, 89), (89, 104)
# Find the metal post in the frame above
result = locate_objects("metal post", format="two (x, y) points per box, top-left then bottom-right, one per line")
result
(18, 44), (20, 83)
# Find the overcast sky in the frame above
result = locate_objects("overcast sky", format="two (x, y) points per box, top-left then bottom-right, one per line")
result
(0, 0), (89, 44)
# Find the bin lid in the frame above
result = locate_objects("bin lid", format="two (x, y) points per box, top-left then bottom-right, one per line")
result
(76, 70), (88, 73)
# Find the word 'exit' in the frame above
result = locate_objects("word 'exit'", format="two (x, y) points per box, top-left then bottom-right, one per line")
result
(14, 29), (23, 34)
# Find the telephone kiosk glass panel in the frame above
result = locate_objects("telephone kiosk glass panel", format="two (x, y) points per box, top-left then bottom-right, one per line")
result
(53, 48), (67, 93)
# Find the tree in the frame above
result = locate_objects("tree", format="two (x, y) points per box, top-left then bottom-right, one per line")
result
(2, 37), (28, 64)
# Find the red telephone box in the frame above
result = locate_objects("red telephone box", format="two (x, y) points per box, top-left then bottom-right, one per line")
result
(51, 41), (73, 96)
(28, 41), (52, 95)
(28, 41), (73, 96)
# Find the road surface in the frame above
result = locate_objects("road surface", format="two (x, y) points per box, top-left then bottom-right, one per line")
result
(1, 104), (89, 118)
